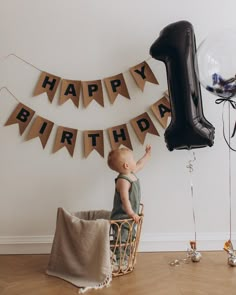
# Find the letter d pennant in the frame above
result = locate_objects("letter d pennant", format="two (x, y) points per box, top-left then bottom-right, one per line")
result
(130, 112), (159, 144)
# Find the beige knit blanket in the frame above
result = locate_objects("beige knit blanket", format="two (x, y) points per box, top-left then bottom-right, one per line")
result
(46, 207), (112, 293)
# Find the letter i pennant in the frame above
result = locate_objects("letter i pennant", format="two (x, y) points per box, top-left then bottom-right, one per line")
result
(26, 116), (54, 148)
(5, 103), (35, 135)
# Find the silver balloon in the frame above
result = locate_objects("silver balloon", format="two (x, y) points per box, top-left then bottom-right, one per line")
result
(191, 251), (202, 262)
(228, 255), (236, 266)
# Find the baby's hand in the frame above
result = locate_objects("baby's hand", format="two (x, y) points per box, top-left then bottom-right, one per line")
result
(131, 213), (141, 223)
(145, 144), (152, 156)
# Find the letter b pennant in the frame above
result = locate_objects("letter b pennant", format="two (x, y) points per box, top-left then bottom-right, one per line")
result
(5, 103), (35, 135)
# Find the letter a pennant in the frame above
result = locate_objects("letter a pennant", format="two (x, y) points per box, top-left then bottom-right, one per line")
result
(59, 79), (81, 107)
(151, 96), (171, 128)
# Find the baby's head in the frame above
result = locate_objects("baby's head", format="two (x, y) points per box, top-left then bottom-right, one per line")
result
(107, 148), (136, 174)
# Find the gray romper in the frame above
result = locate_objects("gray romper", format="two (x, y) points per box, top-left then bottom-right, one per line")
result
(110, 173), (141, 259)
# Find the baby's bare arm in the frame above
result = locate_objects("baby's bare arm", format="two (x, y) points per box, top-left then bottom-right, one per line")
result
(133, 144), (152, 173)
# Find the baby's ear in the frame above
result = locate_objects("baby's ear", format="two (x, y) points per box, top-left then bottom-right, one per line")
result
(123, 162), (129, 169)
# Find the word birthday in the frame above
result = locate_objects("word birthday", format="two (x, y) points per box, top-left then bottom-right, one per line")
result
(4, 95), (171, 158)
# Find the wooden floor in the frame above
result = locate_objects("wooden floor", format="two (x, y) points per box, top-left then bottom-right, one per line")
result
(1, 252), (236, 295)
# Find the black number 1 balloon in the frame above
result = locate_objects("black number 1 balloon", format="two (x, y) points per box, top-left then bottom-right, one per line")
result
(150, 20), (215, 151)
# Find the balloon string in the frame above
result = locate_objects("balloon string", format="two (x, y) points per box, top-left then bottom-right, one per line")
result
(228, 103), (232, 241)
(221, 100), (236, 152)
(191, 179), (197, 243)
(215, 97), (236, 109)
(169, 152), (197, 267)
(219, 101), (233, 240)
(187, 151), (197, 243)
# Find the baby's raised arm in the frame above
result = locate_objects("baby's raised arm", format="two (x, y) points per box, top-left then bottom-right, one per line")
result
(133, 144), (152, 173)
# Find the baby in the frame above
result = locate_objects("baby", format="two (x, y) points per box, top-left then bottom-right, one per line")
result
(107, 145), (151, 267)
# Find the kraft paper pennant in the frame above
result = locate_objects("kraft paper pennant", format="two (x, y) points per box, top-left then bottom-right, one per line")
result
(82, 80), (104, 107)
(151, 96), (171, 128)
(59, 79), (81, 107)
(53, 126), (78, 157)
(108, 124), (132, 150)
(33, 71), (61, 102)
(129, 61), (159, 91)
(130, 112), (159, 144)
(5, 103), (35, 135)
(164, 90), (169, 98)
(104, 73), (130, 104)
(83, 130), (104, 158)
(26, 116), (54, 148)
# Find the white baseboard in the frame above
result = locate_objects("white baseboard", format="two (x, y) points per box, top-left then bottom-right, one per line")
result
(0, 232), (235, 254)
(0, 235), (53, 254)
(138, 232), (236, 252)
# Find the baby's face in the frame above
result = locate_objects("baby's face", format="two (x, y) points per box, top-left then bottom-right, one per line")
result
(124, 150), (136, 171)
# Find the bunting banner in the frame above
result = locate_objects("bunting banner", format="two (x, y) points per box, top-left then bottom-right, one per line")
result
(84, 130), (104, 158)
(107, 124), (133, 150)
(59, 79), (81, 107)
(82, 80), (104, 107)
(3, 89), (171, 158)
(151, 96), (171, 128)
(5, 103), (35, 135)
(33, 72), (61, 103)
(129, 61), (159, 91)
(1, 54), (167, 159)
(53, 126), (78, 157)
(26, 116), (54, 149)
(130, 112), (159, 144)
(104, 73), (130, 104)
(3, 55), (159, 108)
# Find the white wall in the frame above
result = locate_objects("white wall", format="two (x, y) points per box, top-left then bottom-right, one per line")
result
(1, 0), (236, 254)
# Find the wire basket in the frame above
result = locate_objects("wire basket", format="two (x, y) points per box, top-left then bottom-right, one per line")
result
(109, 204), (144, 277)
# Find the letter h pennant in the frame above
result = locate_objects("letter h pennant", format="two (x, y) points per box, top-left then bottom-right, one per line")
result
(33, 71), (61, 102)
(107, 124), (133, 150)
